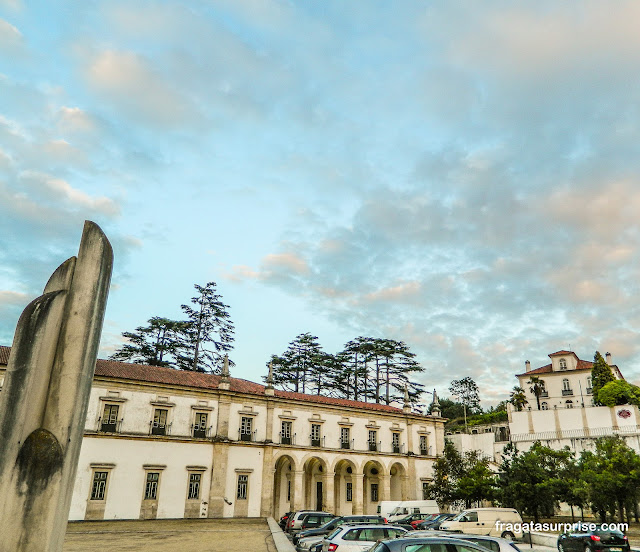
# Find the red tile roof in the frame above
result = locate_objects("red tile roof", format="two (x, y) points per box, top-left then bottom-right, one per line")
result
(549, 350), (578, 357)
(516, 359), (594, 377)
(0, 345), (406, 414)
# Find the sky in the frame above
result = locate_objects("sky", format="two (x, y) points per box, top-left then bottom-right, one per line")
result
(2, 1), (640, 407)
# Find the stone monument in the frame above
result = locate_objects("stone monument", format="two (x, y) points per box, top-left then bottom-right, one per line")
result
(0, 221), (113, 551)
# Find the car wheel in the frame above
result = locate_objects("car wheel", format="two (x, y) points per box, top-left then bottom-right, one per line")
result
(502, 532), (515, 540)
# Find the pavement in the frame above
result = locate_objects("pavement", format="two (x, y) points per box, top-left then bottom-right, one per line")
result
(63, 518), (276, 552)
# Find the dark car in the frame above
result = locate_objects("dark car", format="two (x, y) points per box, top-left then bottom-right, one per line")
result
(369, 535), (494, 552)
(292, 515), (387, 545)
(298, 512), (337, 532)
(415, 514), (456, 530)
(558, 524), (630, 552)
(394, 513), (439, 530)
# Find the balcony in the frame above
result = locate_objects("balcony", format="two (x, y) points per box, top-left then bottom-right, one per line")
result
(420, 446), (432, 456)
(392, 443), (405, 454)
(279, 432), (296, 445)
(191, 425), (211, 439)
(149, 421), (171, 436)
(586, 387), (593, 395)
(239, 429), (257, 442)
(341, 439), (353, 450)
(310, 435), (324, 447)
(98, 417), (122, 433)
(539, 390), (549, 398)
(369, 441), (380, 452)
(562, 389), (574, 396)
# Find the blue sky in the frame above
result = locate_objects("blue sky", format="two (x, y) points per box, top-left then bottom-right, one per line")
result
(2, 1), (640, 406)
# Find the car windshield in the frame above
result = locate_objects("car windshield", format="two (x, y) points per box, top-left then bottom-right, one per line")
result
(451, 511), (469, 521)
(327, 528), (342, 539)
(595, 528), (625, 538)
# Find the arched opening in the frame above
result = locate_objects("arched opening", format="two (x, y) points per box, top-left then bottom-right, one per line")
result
(273, 455), (295, 519)
(333, 459), (357, 516)
(389, 462), (406, 501)
(303, 456), (328, 511)
(362, 460), (384, 515)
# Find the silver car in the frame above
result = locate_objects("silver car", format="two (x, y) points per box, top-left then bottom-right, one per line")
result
(322, 524), (408, 552)
(440, 534), (523, 552)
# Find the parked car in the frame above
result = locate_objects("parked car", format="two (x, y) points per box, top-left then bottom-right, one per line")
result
(439, 509), (523, 539)
(393, 513), (439, 530)
(287, 510), (323, 533)
(369, 535), (493, 552)
(410, 515), (440, 529)
(557, 525), (630, 552)
(444, 534), (523, 552)
(294, 515), (387, 546)
(297, 513), (337, 533)
(388, 501), (440, 522)
(321, 524), (408, 552)
(280, 511), (294, 530)
(415, 514), (456, 530)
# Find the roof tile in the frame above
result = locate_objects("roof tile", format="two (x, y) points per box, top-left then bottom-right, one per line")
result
(0, 345), (404, 413)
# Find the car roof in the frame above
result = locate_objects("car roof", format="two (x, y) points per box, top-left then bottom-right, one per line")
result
(382, 537), (491, 549)
(338, 524), (405, 530)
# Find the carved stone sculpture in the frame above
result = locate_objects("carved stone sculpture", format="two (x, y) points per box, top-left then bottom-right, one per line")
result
(0, 221), (113, 551)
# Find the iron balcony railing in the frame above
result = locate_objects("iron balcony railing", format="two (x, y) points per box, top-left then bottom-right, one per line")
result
(341, 438), (354, 450)
(562, 389), (574, 396)
(369, 440), (381, 452)
(279, 431), (296, 445)
(310, 435), (325, 447)
(239, 429), (257, 442)
(392, 443), (405, 454)
(98, 417), (123, 433)
(191, 424), (212, 439)
(149, 420), (172, 436)
(539, 390), (549, 398)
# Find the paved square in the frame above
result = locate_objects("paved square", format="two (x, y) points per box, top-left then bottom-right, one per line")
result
(63, 518), (276, 552)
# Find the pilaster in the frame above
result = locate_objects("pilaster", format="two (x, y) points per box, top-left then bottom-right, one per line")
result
(260, 445), (275, 516)
(353, 473), (364, 515)
(208, 441), (230, 517)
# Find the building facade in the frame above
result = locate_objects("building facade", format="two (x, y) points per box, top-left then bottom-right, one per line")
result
(516, 350), (623, 410)
(0, 346), (445, 521)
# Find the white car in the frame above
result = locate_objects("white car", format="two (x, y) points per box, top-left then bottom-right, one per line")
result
(322, 524), (408, 552)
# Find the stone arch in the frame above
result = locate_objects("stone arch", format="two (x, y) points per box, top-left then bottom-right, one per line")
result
(362, 459), (385, 515)
(333, 458), (358, 516)
(273, 454), (296, 519)
(302, 456), (329, 511)
(389, 462), (407, 501)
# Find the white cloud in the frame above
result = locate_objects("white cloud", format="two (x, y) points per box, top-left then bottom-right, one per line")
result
(0, 18), (22, 53)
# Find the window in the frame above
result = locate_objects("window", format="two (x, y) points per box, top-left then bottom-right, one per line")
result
(240, 416), (253, 441)
(422, 481), (429, 500)
(90, 471), (108, 500)
(465, 512), (478, 522)
(152, 408), (168, 436)
(100, 404), (119, 432)
(346, 482), (353, 502)
(559, 358), (567, 370)
(144, 472), (159, 500)
(566, 400), (573, 409)
(193, 412), (208, 438)
(371, 483), (379, 502)
(311, 423), (321, 446)
(562, 378), (571, 390)
(392, 432), (400, 453)
(464, 539), (500, 552)
(281, 420), (292, 444)
(368, 430), (377, 451)
(237, 474), (248, 499)
(341, 427), (350, 449)
(541, 402), (549, 410)
(419, 435), (428, 454)
(188, 473), (201, 500)
(287, 480), (291, 501)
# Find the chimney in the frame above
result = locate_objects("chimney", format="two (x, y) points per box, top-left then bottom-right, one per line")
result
(525, 360), (531, 372)
(606, 352), (612, 365)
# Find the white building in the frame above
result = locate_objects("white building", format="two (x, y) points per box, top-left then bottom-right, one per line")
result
(516, 350), (624, 410)
(508, 350), (639, 455)
(0, 345), (445, 521)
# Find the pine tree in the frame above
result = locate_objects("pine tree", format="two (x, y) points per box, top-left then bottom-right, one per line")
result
(178, 282), (235, 372)
(109, 317), (187, 367)
(592, 351), (616, 405)
(269, 333), (323, 393)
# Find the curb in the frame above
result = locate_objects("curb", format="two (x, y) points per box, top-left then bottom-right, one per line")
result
(267, 517), (296, 552)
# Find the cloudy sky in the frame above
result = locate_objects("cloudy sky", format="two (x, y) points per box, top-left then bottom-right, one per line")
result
(2, 1), (640, 406)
